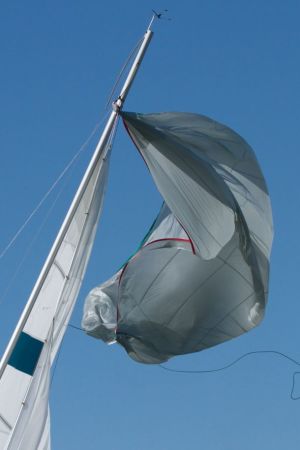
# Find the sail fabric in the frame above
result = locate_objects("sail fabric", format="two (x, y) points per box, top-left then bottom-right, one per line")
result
(122, 112), (273, 261)
(82, 111), (273, 364)
(0, 147), (111, 450)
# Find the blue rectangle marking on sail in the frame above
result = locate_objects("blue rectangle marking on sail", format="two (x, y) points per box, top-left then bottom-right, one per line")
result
(8, 332), (44, 376)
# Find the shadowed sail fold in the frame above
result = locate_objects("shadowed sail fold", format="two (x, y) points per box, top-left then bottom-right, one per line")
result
(82, 111), (273, 364)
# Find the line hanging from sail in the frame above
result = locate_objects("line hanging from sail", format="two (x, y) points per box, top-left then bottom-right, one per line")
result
(160, 350), (300, 401)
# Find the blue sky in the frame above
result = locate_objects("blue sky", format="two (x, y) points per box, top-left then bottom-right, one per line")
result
(0, 1), (300, 449)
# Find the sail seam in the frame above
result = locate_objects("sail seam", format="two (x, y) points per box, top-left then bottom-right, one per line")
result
(118, 250), (181, 326)
(53, 260), (67, 279)
(0, 413), (12, 430)
(198, 291), (257, 348)
(164, 245), (237, 328)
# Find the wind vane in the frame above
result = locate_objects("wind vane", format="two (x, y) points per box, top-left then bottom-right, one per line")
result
(148, 9), (171, 28)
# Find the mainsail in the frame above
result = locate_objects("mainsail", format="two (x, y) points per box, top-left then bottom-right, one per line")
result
(0, 25), (153, 450)
(0, 138), (112, 449)
(82, 111), (273, 364)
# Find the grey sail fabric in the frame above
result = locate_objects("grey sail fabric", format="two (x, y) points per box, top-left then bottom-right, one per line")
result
(82, 112), (273, 364)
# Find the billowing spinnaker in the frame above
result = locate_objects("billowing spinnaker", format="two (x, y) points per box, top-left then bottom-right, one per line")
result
(82, 112), (273, 364)
(0, 147), (111, 450)
(122, 111), (273, 261)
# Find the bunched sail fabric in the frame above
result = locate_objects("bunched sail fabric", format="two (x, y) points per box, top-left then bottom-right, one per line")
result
(0, 145), (111, 450)
(82, 111), (273, 364)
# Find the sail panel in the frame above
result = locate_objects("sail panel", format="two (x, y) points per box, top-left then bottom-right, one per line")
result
(142, 203), (188, 246)
(0, 367), (31, 447)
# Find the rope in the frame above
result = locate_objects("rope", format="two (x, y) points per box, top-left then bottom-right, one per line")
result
(0, 112), (109, 262)
(105, 37), (144, 110)
(159, 350), (300, 400)
(68, 323), (84, 332)
(0, 170), (73, 307)
(67, 318), (300, 401)
(0, 31), (141, 280)
(0, 27), (136, 264)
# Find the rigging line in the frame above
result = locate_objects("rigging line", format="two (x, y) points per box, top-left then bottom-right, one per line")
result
(159, 350), (300, 400)
(50, 323), (87, 388)
(105, 37), (144, 110)
(50, 120), (120, 387)
(0, 111), (110, 262)
(66, 324), (300, 400)
(104, 108), (120, 158)
(68, 323), (84, 332)
(50, 337), (63, 388)
(0, 159), (77, 308)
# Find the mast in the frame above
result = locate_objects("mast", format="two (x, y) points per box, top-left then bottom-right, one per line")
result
(0, 24), (153, 379)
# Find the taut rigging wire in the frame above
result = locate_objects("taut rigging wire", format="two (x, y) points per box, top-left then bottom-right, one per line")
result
(0, 33), (145, 266)
(105, 37), (144, 110)
(0, 113), (109, 263)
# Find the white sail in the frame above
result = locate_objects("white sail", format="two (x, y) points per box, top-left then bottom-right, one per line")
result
(0, 143), (112, 449)
(6, 327), (53, 450)
(0, 23), (153, 449)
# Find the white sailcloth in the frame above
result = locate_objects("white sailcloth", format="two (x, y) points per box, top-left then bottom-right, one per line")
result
(0, 142), (111, 449)
(6, 327), (53, 450)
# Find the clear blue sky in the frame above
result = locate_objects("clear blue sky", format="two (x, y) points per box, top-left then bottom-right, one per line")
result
(0, 1), (300, 449)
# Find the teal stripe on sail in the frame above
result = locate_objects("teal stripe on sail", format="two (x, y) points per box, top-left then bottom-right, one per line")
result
(8, 332), (44, 376)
